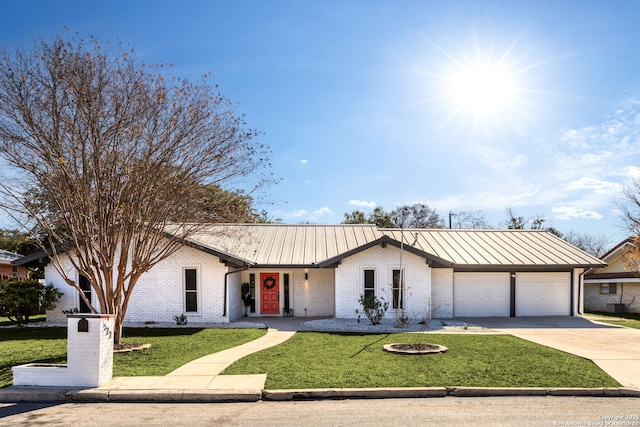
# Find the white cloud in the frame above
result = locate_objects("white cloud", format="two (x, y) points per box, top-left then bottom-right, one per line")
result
(551, 206), (603, 220)
(292, 209), (307, 217)
(347, 200), (376, 208)
(300, 159), (308, 164)
(565, 177), (623, 194)
(626, 166), (640, 180)
(314, 207), (332, 215)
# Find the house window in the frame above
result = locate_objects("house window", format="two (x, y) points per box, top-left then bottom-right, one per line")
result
(392, 269), (405, 309)
(600, 283), (617, 295)
(249, 273), (256, 313)
(78, 274), (92, 313)
(364, 269), (375, 300)
(184, 268), (198, 312)
(12, 265), (18, 277)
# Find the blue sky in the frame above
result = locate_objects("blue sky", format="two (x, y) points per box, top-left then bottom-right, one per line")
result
(1, 0), (639, 245)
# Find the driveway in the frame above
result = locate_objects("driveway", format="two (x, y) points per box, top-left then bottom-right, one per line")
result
(464, 316), (640, 390)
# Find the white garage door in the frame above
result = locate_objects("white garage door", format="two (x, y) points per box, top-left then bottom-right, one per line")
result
(515, 272), (571, 316)
(454, 272), (510, 317)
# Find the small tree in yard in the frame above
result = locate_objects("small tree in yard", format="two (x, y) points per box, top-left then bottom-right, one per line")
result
(0, 31), (272, 344)
(0, 279), (62, 326)
(358, 294), (389, 325)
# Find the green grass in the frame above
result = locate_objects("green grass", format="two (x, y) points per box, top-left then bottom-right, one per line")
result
(1, 327), (622, 390)
(113, 328), (265, 376)
(0, 314), (47, 327)
(0, 327), (67, 388)
(585, 311), (640, 330)
(0, 327), (265, 388)
(223, 332), (621, 389)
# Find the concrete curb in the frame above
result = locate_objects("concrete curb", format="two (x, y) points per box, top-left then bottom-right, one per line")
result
(263, 387), (448, 400)
(263, 387), (640, 401)
(1, 386), (638, 403)
(0, 387), (262, 403)
(0, 387), (72, 402)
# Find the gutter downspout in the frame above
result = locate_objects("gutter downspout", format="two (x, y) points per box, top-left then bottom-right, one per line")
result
(577, 268), (587, 316)
(224, 266), (250, 317)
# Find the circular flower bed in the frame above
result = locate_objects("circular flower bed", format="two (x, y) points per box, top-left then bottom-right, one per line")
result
(383, 343), (448, 355)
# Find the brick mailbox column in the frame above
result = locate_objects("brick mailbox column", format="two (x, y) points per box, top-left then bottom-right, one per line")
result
(67, 314), (115, 387)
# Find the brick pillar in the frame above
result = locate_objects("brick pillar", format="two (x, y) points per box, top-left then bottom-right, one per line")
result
(66, 314), (114, 387)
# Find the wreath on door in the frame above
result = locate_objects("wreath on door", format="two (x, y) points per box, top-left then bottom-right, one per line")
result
(263, 276), (277, 289)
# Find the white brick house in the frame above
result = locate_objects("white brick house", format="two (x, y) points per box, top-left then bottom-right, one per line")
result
(26, 224), (605, 323)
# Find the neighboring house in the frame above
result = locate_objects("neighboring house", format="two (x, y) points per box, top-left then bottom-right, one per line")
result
(0, 249), (29, 281)
(17, 224), (605, 323)
(584, 238), (640, 314)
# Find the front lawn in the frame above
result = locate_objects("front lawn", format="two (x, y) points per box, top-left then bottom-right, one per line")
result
(0, 327), (265, 388)
(0, 328), (622, 389)
(0, 314), (47, 327)
(223, 332), (620, 389)
(585, 311), (640, 330)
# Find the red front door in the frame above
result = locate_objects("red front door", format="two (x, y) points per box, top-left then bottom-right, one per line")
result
(260, 273), (280, 315)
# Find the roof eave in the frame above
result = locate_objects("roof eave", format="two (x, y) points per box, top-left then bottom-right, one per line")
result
(453, 263), (604, 272)
(317, 235), (454, 268)
(182, 240), (254, 268)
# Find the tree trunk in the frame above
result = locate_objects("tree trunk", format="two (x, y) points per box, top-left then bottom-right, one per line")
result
(113, 314), (124, 345)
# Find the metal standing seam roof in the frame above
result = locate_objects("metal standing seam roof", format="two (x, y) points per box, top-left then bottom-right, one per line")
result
(0, 249), (24, 265)
(178, 224), (605, 268)
(397, 229), (606, 267)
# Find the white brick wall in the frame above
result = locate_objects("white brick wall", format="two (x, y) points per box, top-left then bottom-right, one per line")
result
(67, 315), (114, 386)
(334, 245), (432, 320)
(43, 242), (455, 323)
(292, 268), (335, 317)
(44, 257), (81, 323)
(431, 268), (454, 318)
(233, 269), (335, 318)
(126, 245), (228, 323)
(46, 245), (229, 324)
(227, 271), (245, 321)
(13, 315), (114, 387)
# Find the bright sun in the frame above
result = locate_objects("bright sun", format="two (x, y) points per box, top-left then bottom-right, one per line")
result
(448, 63), (515, 116)
(421, 37), (541, 132)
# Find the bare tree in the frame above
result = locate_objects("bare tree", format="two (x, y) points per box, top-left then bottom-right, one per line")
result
(390, 204), (444, 229)
(450, 210), (491, 229)
(619, 178), (640, 236)
(504, 207), (547, 230)
(0, 32), (272, 344)
(561, 230), (610, 258)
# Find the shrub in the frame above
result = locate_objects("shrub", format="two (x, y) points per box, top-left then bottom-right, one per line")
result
(358, 294), (389, 325)
(173, 313), (188, 325)
(0, 279), (62, 326)
(241, 282), (252, 306)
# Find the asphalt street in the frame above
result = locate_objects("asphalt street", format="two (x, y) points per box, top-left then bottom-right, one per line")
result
(1, 397), (639, 427)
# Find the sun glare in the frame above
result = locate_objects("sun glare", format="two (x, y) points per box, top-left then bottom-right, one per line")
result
(448, 63), (515, 116)
(417, 36), (546, 134)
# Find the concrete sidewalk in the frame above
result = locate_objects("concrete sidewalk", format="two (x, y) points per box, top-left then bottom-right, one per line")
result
(92, 326), (295, 399)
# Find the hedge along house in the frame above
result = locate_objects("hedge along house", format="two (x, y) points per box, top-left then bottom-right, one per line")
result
(28, 224), (605, 324)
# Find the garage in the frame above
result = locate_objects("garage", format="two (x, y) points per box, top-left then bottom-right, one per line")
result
(515, 272), (571, 316)
(453, 272), (510, 317)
